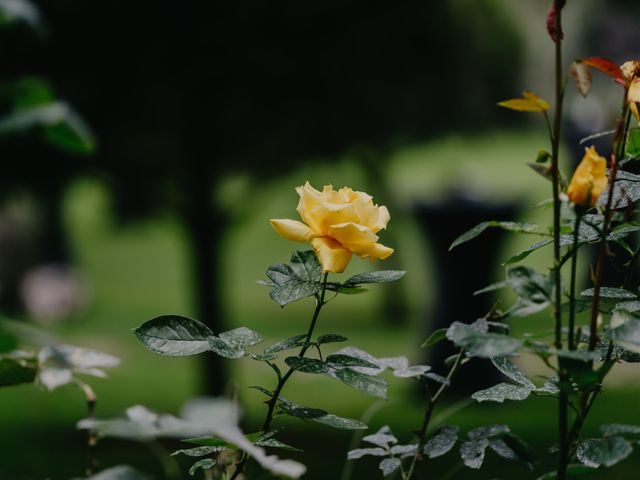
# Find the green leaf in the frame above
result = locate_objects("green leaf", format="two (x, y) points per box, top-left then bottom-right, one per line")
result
(453, 332), (521, 358)
(421, 328), (448, 348)
(506, 267), (554, 317)
(255, 437), (302, 452)
(504, 239), (553, 264)
(602, 317), (640, 352)
(472, 383), (533, 403)
(613, 300), (640, 312)
(171, 446), (221, 457)
(317, 334), (348, 344)
(491, 357), (535, 389)
(460, 438), (489, 469)
(468, 424), (510, 440)
(270, 280), (322, 307)
(189, 458), (216, 476)
(424, 425), (459, 459)
(626, 127), (640, 159)
(343, 271), (405, 286)
(0, 356), (37, 387)
(284, 357), (328, 374)
(333, 367), (388, 399)
(488, 439), (518, 460)
(577, 436), (633, 468)
(326, 354), (379, 369)
(449, 221), (538, 251)
(600, 424), (640, 436)
(313, 414), (368, 430)
(363, 425), (397, 448)
(207, 336), (244, 359)
(277, 397), (367, 430)
(289, 250), (323, 283)
(581, 288), (637, 299)
(379, 457), (401, 477)
(219, 327), (263, 350)
(183, 436), (231, 447)
(347, 447), (387, 459)
(608, 222), (640, 242)
(264, 335), (307, 355)
(134, 315), (213, 356)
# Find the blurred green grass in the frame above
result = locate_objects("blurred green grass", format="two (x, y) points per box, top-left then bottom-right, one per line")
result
(2, 129), (640, 479)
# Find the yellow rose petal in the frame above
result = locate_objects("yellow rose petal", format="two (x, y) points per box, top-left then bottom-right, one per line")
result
(360, 242), (394, 261)
(567, 146), (608, 206)
(311, 237), (352, 273)
(328, 222), (378, 246)
(270, 219), (318, 242)
(629, 79), (640, 122)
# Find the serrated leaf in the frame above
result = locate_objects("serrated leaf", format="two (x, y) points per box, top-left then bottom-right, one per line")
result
(468, 424), (510, 440)
(347, 447), (387, 459)
(577, 436), (633, 468)
(449, 221), (538, 251)
(472, 383), (532, 403)
(333, 368), (388, 399)
(134, 315), (213, 356)
(343, 270), (405, 286)
(363, 425), (397, 448)
(379, 457), (401, 477)
(581, 288), (637, 299)
(326, 354), (379, 369)
(600, 424), (640, 436)
(264, 335), (307, 355)
(266, 264), (296, 285)
(0, 356), (37, 387)
(313, 414), (367, 430)
(460, 438), (489, 469)
(455, 333), (521, 358)
(289, 250), (322, 283)
(491, 357), (535, 389)
(219, 327), (263, 349)
(317, 334), (348, 344)
(270, 281), (322, 307)
(208, 336), (244, 359)
(255, 437), (303, 452)
(189, 458), (216, 476)
(171, 446), (221, 457)
(285, 357), (328, 374)
(489, 439), (519, 460)
(422, 328), (448, 348)
(424, 425), (458, 459)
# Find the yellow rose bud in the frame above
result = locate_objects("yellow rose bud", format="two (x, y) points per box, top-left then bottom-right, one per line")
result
(567, 146), (608, 207)
(271, 182), (393, 273)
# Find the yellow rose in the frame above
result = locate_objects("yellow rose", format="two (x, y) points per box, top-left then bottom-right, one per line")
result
(567, 146), (607, 206)
(621, 61), (640, 122)
(271, 182), (394, 273)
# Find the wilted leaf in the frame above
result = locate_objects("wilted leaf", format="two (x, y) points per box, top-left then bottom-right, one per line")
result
(498, 91), (550, 112)
(582, 57), (625, 84)
(571, 61), (592, 97)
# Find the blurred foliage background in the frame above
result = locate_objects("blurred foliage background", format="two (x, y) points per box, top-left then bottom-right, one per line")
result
(1, 0), (640, 479)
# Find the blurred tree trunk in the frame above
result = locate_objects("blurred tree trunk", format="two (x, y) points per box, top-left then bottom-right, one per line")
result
(183, 170), (228, 396)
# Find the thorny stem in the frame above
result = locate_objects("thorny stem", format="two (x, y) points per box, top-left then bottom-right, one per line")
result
(549, 3), (567, 478)
(588, 108), (632, 351)
(74, 380), (98, 477)
(230, 273), (330, 480)
(568, 213), (582, 350)
(404, 349), (465, 480)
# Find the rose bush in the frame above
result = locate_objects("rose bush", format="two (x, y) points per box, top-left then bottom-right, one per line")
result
(270, 182), (393, 272)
